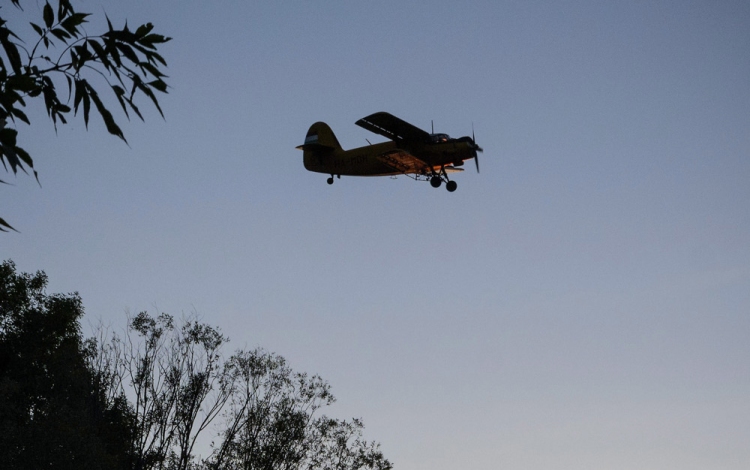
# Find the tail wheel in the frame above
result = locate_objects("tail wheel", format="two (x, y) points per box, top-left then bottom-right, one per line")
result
(327, 177), (334, 185)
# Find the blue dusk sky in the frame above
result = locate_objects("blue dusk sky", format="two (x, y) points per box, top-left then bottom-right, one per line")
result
(3, 1), (750, 469)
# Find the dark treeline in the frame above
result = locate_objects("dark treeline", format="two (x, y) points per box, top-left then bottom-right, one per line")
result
(0, 260), (391, 470)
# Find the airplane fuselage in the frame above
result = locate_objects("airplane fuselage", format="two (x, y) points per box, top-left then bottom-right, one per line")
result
(303, 139), (477, 177)
(304, 141), (396, 176)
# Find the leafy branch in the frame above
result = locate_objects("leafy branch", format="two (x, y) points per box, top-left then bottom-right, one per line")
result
(0, 0), (171, 232)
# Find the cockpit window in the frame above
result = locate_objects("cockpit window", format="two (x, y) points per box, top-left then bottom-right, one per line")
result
(430, 133), (449, 143)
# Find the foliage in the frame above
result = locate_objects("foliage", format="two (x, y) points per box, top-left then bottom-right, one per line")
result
(93, 312), (392, 470)
(91, 311), (232, 470)
(1, 260), (391, 470)
(0, 0), (170, 232)
(211, 350), (391, 470)
(0, 259), (134, 469)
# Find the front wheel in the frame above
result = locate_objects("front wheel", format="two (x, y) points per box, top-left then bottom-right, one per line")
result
(446, 180), (457, 192)
(430, 176), (442, 188)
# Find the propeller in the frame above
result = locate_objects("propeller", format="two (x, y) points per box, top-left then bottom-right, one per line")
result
(471, 124), (483, 173)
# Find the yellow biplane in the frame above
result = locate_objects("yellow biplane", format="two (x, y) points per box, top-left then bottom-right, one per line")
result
(297, 112), (482, 192)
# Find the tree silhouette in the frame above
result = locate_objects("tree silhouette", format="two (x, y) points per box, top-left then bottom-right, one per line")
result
(92, 312), (392, 470)
(1, 261), (392, 470)
(0, 260), (134, 469)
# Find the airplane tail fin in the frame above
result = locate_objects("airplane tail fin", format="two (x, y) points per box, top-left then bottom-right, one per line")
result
(296, 122), (342, 151)
(297, 122), (342, 172)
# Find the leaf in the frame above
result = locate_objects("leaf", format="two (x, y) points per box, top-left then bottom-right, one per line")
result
(10, 108), (30, 125)
(88, 88), (126, 142)
(148, 79), (168, 93)
(87, 39), (111, 71)
(30, 22), (44, 37)
(41, 76), (58, 118)
(135, 23), (154, 38)
(14, 145), (35, 172)
(1, 89), (22, 108)
(74, 80), (91, 127)
(115, 42), (139, 64)
(111, 84), (130, 119)
(6, 75), (38, 93)
(140, 61), (165, 78)
(44, 2), (54, 29)
(142, 86), (164, 118)
(0, 134), (18, 165)
(73, 79), (84, 113)
(60, 13), (89, 36)
(0, 216), (18, 233)
(50, 28), (71, 42)
(58, 0), (75, 20)
(83, 89), (91, 126)
(106, 38), (123, 67)
(141, 33), (171, 48)
(73, 43), (93, 69)
(127, 96), (142, 121)
(0, 137), (33, 177)
(0, 35), (23, 74)
(65, 75), (73, 100)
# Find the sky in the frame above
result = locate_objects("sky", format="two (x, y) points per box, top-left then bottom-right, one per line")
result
(3, 0), (750, 468)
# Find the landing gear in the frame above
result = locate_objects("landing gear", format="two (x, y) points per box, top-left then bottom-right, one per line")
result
(326, 174), (340, 185)
(428, 167), (458, 192)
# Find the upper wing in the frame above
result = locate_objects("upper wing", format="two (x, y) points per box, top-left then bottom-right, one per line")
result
(355, 112), (430, 143)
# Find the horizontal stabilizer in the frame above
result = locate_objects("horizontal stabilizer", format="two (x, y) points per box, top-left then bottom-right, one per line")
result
(295, 142), (337, 151)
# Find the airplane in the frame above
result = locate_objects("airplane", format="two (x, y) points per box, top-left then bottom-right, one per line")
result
(296, 112), (482, 192)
